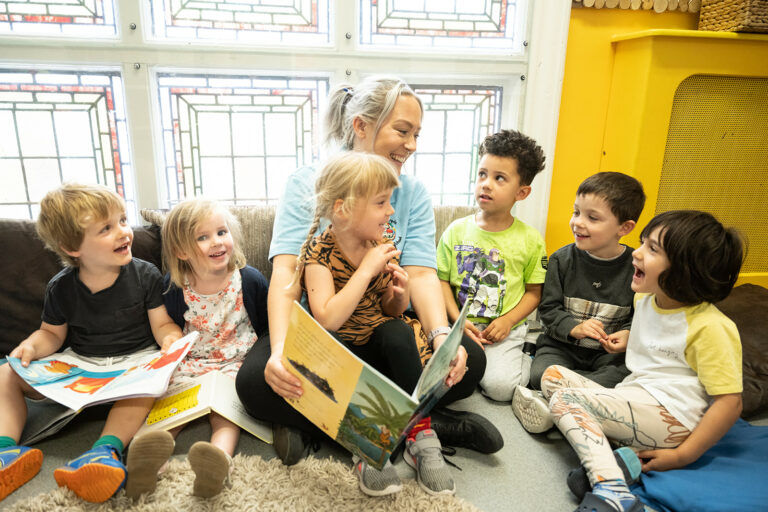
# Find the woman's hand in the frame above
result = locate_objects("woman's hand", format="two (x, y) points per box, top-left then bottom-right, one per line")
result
(434, 335), (468, 387)
(264, 352), (303, 400)
(359, 244), (400, 280)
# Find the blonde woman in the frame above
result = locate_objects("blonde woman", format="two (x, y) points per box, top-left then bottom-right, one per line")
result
(235, 76), (502, 490)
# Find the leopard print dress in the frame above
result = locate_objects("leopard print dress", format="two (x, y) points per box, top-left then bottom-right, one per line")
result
(302, 227), (432, 365)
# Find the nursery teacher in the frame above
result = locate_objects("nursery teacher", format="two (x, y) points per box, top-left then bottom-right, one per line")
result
(235, 75), (496, 464)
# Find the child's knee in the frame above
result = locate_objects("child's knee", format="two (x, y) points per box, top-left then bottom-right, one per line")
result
(540, 364), (566, 399)
(480, 377), (516, 402)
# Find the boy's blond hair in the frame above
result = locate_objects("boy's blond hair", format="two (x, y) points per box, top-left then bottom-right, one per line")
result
(162, 199), (246, 289)
(36, 183), (126, 267)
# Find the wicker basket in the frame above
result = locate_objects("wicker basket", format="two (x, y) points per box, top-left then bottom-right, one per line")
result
(698, 0), (768, 32)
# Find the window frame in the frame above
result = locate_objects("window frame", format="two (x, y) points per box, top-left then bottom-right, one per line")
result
(0, 0), (569, 235)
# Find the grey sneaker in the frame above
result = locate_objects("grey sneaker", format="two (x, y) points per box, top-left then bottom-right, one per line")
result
(405, 429), (455, 496)
(353, 456), (402, 497)
(512, 385), (554, 433)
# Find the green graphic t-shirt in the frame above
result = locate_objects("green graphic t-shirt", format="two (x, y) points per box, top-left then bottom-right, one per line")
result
(437, 215), (547, 325)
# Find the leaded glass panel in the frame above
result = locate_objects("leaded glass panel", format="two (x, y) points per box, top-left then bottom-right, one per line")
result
(0, 0), (117, 38)
(156, 72), (327, 206)
(0, 68), (135, 221)
(404, 85), (502, 205)
(149, 0), (331, 46)
(360, 0), (523, 53)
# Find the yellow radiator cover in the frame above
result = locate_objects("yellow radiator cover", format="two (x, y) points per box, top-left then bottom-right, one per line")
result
(657, 75), (768, 274)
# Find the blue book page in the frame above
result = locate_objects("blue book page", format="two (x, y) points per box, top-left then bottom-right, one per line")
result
(7, 357), (88, 385)
(413, 301), (470, 403)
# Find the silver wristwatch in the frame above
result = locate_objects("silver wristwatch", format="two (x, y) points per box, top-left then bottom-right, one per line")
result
(426, 326), (451, 344)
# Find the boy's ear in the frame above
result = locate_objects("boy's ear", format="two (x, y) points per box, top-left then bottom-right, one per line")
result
(516, 185), (532, 201)
(618, 220), (636, 237)
(175, 249), (191, 261)
(61, 245), (80, 259)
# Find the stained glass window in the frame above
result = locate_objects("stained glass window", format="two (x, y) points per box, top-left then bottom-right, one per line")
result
(404, 85), (503, 205)
(0, 0), (117, 38)
(360, 0), (524, 53)
(156, 73), (328, 206)
(149, 0), (331, 46)
(0, 68), (135, 220)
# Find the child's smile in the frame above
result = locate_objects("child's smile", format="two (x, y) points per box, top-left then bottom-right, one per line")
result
(188, 211), (234, 277)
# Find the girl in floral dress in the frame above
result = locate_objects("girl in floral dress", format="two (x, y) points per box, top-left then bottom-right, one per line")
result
(125, 199), (268, 499)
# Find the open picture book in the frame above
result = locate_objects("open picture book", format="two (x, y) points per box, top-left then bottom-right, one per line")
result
(8, 333), (198, 411)
(135, 369), (272, 443)
(7, 333), (198, 444)
(282, 301), (469, 470)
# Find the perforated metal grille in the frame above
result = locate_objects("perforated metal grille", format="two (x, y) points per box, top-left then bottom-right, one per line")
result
(657, 75), (768, 273)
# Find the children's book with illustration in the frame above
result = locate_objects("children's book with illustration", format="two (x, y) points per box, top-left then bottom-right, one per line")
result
(282, 301), (469, 470)
(7, 333), (198, 412)
(135, 369), (272, 444)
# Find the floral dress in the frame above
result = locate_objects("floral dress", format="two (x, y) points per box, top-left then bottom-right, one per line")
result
(172, 269), (258, 382)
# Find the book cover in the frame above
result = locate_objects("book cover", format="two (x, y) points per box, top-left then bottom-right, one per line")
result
(7, 332), (198, 411)
(282, 301), (469, 470)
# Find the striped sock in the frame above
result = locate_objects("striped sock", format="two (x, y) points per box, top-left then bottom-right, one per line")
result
(0, 436), (17, 449)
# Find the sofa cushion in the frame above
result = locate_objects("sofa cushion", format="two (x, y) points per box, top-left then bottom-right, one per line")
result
(0, 218), (162, 356)
(715, 283), (768, 419)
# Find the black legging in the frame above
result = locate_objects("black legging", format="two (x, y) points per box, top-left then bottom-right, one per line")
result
(235, 319), (486, 435)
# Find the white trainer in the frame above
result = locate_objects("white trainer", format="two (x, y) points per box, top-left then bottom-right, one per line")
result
(512, 386), (554, 433)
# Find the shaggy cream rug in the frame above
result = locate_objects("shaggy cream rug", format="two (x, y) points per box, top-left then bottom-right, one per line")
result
(9, 455), (480, 512)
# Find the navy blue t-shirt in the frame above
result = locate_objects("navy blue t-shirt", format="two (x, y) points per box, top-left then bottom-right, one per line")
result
(42, 258), (164, 357)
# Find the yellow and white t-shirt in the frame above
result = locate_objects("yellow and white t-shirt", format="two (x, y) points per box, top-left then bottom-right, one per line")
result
(618, 293), (742, 431)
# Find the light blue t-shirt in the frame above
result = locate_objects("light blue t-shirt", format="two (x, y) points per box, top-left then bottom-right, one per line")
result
(269, 165), (437, 269)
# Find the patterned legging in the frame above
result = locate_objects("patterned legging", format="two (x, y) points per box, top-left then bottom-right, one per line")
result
(542, 365), (691, 485)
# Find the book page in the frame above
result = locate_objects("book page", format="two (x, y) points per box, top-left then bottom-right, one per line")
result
(209, 372), (272, 443)
(136, 372), (213, 436)
(413, 301), (470, 402)
(283, 302), (417, 470)
(8, 333), (197, 411)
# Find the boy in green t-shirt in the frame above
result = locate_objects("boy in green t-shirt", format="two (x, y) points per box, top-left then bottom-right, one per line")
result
(437, 130), (547, 402)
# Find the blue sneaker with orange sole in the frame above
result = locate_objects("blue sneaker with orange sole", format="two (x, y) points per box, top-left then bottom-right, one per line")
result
(0, 446), (43, 501)
(54, 445), (126, 503)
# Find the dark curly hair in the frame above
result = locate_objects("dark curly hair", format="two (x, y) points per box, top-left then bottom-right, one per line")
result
(478, 129), (545, 186)
(577, 172), (646, 223)
(641, 210), (745, 305)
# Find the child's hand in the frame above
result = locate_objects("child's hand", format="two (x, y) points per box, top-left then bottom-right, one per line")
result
(570, 319), (608, 343)
(463, 321), (484, 348)
(601, 329), (629, 353)
(359, 244), (401, 281)
(481, 317), (513, 344)
(10, 343), (37, 367)
(637, 448), (686, 472)
(387, 262), (409, 301)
